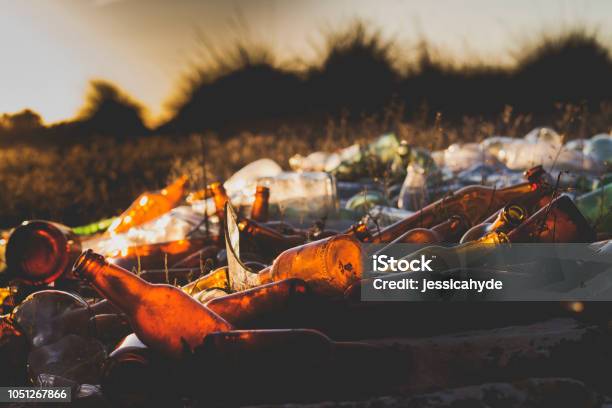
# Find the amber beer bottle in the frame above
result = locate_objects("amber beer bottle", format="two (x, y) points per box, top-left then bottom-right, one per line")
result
(209, 182), (229, 221)
(72, 250), (232, 358)
(389, 196), (596, 275)
(460, 204), (527, 243)
(370, 231), (510, 279)
(6, 221), (81, 285)
(251, 186), (270, 222)
(205, 278), (309, 327)
(394, 215), (469, 244)
(257, 234), (363, 297)
(238, 218), (306, 259)
(506, 195), (596, 243)
(349, 165), (552, 243)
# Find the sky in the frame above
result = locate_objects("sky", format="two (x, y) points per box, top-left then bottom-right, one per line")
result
(1, 0), (611, 126)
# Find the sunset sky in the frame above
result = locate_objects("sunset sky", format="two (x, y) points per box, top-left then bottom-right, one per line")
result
(1, 0), (611, 125)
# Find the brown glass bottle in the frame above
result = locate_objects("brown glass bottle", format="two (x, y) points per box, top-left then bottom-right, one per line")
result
(460, 204), (527, 243)
(251, 186), (270, 222)
(394, 215), (469, 244)
(386, 197), (595, 277)
(375, 231), (510, 276)
(109, 176), (188, 235)
(209, 182), (229, 221)
(6, 221), (81, 285)
(73, 250), (233, 358)
(257, 234), (362, 297)
(108, 238), (216, 274)
(506, 195), (596, 243)
(205, 278), (309, 327)
(348, 165), (552, 243)
(238, 218), (306, 259)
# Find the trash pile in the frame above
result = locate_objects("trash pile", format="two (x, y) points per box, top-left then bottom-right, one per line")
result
(0, 128), (611, 407)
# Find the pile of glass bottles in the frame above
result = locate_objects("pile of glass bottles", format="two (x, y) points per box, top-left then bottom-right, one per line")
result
(0, 128), (610, 406)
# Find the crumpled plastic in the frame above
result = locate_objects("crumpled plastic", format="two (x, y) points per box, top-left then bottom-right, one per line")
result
(434, 143), (499, 173)
(481, 127), (604, 173)
(289, 144), (360, 173)
(584, 133), (612, 168)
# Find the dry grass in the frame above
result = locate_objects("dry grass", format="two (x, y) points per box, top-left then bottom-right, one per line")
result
(0, 102), (609, 229)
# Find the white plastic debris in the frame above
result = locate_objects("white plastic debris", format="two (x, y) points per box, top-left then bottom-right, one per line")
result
(482, 128), (603, 173)
(440, 143), (498, 173)
(524, 127), (563, 146)
(584, 133), (612, 166)
(223, 158), (283, 195)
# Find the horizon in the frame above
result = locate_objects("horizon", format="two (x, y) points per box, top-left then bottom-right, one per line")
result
(1, 0), (612, 126)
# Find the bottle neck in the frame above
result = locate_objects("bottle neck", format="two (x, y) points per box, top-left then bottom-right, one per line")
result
(239, 219), (304, 247)
(73, 250), (151, 314)
(507, 195), (595, 243)
(251, 187), (270, 222)
(353, 170), (550, 244)
(209, 183), (229, 218)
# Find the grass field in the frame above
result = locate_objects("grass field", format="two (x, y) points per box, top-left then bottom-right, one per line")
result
(0, 102), (609, 229)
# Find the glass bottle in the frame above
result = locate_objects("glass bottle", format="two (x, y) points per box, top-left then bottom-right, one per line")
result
(73, 250), (233, 358)
(208, 181), (230, 222)
(250, 186), (270, 222)
(507, 195), (596, 243)
(460, 204), (527, 243)
(205, 278), (309, 327)
(394, 215), (469, 244)
(348, 165), (552, 243)
(6, 221), (81, 285)
(108, 176), (188, 235)
(238, 218), (306, 260)
(257, 234), (362, 297)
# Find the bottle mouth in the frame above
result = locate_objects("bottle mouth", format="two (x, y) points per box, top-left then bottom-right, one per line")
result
(503, 204), (527, 226)
(6, 221), (68, 285)
(255, 185), (270, 196)
(72, 249), (106, 278)
(524, 165), (553, 188)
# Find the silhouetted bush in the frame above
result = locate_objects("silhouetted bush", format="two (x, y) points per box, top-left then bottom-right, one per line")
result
(163, 24), (611, 133)
(76, 80), (148, 139)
